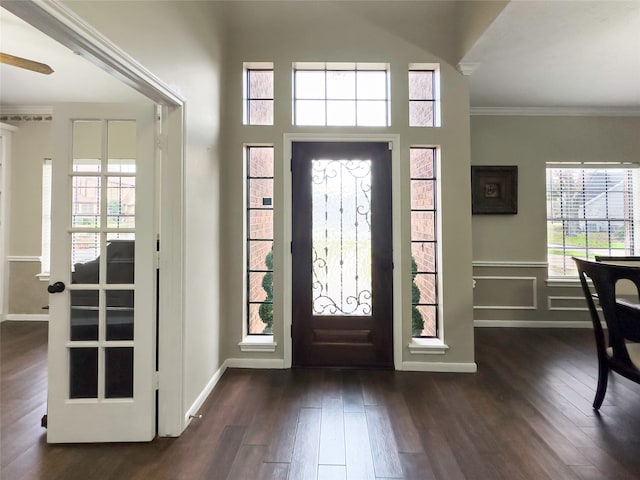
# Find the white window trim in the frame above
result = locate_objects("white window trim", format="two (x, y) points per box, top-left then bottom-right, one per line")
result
(238, 335), (277, 353)
(546, 277), (582, 288)
(408, 337), (449, 355)
(240, 144), (276, 349)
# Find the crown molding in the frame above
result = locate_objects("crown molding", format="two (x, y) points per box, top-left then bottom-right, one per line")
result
(470, 106), (640, 117)
(0, 105), (53, 116)
(457, 62), (480, 76)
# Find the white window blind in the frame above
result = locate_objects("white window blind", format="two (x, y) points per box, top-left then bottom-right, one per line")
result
(546, 166), (640, 277)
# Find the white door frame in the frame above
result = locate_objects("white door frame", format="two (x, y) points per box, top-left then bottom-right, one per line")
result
(283, 133), (403, 370)
(5, 1), (186, 437)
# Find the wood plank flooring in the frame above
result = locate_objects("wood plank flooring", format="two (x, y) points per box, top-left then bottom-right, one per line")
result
(2, 322), (640, 479)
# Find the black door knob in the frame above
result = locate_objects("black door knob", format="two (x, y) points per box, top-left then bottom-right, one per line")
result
(47, 281), (66, 294)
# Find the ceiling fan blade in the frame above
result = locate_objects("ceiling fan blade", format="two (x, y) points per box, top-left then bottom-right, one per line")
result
(0, 52), (54, 75)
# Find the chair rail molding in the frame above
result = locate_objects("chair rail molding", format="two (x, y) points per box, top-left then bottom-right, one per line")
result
(472, 260), (548, 268)
(470, 106), (640, 117)
(474, 319), (592, 328)
(7, 255), (41, 262)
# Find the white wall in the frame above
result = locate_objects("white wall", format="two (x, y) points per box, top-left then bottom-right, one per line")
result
(62, 0), (479, 432)
(6, 120), (50, 255)
(0, 123), (17, 321)
(219, 1), (476, 367)
(2, 120), (50, 317)
(471, 115), (640, 324)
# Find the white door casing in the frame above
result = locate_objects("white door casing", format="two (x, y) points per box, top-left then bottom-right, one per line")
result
(47, 103), (156, 443)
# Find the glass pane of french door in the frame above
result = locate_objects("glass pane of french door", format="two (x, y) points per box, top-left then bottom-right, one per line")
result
(69, 119), (136, 400)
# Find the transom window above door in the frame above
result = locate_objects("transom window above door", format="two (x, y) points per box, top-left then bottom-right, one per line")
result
(243, 62), (274, 125)
(293, 62), (390, 127)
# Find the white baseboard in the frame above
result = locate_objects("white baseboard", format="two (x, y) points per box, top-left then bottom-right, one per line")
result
(183, 357), (286, 427)
(401, 361), (477, 373)
(225, 358), (286, 369)
(474, 319), (592, 328)
(184, 361), (228, 426)
(5, 314), (49, 322)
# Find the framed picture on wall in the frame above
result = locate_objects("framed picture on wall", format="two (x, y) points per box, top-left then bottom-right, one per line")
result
(471, 165), (518, 214)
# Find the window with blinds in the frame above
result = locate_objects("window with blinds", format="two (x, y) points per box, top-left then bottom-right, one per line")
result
(546, 166), (639, 277)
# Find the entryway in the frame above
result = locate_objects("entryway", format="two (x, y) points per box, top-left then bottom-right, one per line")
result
(291, 141), (393, 367)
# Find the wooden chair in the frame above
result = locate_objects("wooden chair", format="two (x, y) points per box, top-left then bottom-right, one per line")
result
(573, 257), (640, 410)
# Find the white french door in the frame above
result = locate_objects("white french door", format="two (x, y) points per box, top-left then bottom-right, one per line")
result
(47, 103), (156, 443)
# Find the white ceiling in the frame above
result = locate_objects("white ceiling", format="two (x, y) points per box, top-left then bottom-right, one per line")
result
(1, 1), (639, 113)
(0, 8), (142, 110)
(460, 0), (640, 111)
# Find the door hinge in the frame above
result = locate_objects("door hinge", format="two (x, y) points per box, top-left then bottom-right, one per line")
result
(290, 158), (293, 172)
(153, 371), (160, 390)
(388, 141), (393, 150)
(290, 323), (293, 338)
(156, 133), (168, 151)
(154, 251), (161, 270)
(290, 242), (293, 254)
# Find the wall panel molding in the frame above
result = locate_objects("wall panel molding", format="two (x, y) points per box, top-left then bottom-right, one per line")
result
(473, 276), (537, 310)
(547, 295), (593, 312)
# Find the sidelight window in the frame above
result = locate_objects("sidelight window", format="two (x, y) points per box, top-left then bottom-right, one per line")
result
(410, 147), (439, 337)
(246, 146), (275, 334)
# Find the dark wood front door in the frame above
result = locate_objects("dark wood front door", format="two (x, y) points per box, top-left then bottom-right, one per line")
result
(292, 142), (393, 367)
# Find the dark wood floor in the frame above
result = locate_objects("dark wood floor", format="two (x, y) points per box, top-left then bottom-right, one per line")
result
(2, 322), (640, 480)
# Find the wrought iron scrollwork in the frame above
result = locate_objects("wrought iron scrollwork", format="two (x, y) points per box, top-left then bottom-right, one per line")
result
(311, 159), (372, 316)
